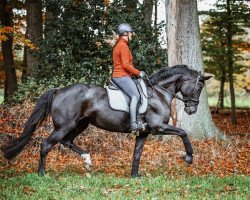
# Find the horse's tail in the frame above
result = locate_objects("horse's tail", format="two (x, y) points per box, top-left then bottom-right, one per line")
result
(1, 88), (58, 160)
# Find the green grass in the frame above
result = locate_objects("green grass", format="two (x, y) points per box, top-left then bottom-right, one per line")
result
(0, 89), (3, 104)
(208, 95), (250, 108)
(0, 171), (249, 200)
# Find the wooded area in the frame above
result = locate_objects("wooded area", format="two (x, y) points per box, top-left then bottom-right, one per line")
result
(0, 1), (249, 106)
(0, 0), (249, 189)
(0, 0), (248, 130)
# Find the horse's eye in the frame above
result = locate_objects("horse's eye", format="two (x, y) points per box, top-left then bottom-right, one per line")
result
(197, 83), (203, 90)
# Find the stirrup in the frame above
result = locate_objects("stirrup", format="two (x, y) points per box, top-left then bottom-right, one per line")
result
(130, 122), (147, 133)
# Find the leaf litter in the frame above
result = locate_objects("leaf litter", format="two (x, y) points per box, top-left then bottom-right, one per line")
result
(0, 102), (249, 177)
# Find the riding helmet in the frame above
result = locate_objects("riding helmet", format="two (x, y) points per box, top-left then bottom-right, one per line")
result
(117, 23), (134, 35)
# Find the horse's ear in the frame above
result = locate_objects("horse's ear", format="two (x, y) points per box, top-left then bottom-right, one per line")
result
(204, 75), (213, 80)
(200, 75), (213, 81)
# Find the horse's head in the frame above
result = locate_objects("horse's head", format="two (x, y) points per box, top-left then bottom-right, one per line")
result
(149, 65), (212, 115)
(179, 72), (212, 115)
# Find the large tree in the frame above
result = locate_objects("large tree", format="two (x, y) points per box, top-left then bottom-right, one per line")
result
(0, 0), (17, 102)
(24, 0), (43, 77)
(201, 16), (228, 111)
(200, 0), (250, 123)
(142, 0), (154, 27)
(165, 0), (221, 138)
(200, 0), (250, 121)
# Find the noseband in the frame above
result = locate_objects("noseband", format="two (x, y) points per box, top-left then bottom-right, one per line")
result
(182, 75), (203, 106)
(155, 75), (203, 107)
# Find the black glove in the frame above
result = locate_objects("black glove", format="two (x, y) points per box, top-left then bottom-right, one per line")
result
(139, 71), (146, 78)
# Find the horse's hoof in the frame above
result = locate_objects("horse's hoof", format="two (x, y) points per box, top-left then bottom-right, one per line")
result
(84, 163), (92, 172)
(38, 171), (45, 176)
(184, 155), (193, 164)
(131, 174), (142, 178)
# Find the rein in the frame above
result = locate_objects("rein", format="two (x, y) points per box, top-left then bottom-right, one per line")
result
(145, 74), (203, 106)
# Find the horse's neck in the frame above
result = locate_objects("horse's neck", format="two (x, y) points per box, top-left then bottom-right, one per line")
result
(158, 79), (180, 94)
(154, 82), (177, 103)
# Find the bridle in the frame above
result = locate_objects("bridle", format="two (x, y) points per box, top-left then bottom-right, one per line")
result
(154, 75), (203, 107)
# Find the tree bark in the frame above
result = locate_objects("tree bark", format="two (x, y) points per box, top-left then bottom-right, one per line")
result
(142, 0), (154, 27)
(226, 0), (237, 124)
(165, 0), (222, 138)
(44, 1), (54, 39)
(154, 0), (157, 28)
(0, 0), (18, 102)
(21, 33), (28, 81)
(217, 67), (225, 111)
(25, 0), (43, 76)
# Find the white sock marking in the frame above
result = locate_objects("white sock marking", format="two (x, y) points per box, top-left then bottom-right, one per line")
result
(81, 153), (92, 165)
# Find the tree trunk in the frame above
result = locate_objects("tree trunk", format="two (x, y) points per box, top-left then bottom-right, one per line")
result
(165, 0), (222, 138)
(0, 0), (17, 102)
(21, 33), (28, 81)
(226, 0), (237, 124)
(217, 68), (226, 111)
(44, 1), (54, 38)
(154, 0), (157, 28)
(142, 0), (154, 27)
(25, 0), (43, 76)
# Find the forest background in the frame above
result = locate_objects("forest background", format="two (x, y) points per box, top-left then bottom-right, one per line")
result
(0, 0), (249, 199)
(0, 0), (249, 108)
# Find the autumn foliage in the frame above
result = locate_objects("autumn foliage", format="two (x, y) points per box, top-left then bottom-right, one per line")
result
(0, 25), (37, 86)
(0, 102), (249, 177)
(0, 26), (37, 50)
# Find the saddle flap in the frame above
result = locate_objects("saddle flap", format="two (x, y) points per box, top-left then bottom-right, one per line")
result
(106, 78), (148, 114)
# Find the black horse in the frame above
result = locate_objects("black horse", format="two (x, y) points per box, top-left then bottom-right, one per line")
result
(1, 65), (211, 177)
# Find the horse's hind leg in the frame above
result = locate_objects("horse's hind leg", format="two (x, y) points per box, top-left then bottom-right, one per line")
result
(60, 118), (91, 171)
(38, 123), (75, 176)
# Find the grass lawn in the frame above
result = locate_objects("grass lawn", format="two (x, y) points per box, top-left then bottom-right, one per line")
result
(0, 89), (3, 104)
(208, 95), (250, 108)
(0, 171), (249, 200)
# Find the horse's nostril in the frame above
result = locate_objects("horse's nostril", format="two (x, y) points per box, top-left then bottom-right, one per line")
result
(185, 106), (197, 115)
(190, 107), (197, 114)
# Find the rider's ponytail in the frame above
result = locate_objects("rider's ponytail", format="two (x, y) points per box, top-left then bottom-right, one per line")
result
(105, 30), (119, 48)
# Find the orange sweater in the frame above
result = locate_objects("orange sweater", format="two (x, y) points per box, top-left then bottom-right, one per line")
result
(112, 38), (140, 78)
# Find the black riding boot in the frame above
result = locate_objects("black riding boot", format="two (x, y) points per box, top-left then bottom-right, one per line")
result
(130, 96), (145, 133)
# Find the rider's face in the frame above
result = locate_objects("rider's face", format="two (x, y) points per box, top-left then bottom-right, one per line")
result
(122, 32), (133, 41)
(128, 32), (133, 40)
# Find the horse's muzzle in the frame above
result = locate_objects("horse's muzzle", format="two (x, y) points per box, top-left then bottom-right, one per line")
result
(184, 106), (197, 115)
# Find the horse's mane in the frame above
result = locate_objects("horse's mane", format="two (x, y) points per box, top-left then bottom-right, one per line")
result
(149, 65), (198, 84)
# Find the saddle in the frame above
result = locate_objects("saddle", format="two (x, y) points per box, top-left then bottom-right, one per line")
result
(106, 78), (148, 114)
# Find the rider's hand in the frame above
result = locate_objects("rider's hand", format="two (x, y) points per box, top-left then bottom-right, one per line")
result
(139, 71), (146, 78)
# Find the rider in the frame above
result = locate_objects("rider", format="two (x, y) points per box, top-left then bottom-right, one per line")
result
(112, 23), (146, 133)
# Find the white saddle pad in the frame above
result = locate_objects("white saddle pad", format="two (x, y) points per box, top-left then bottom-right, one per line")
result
(106, 79), (148, 114)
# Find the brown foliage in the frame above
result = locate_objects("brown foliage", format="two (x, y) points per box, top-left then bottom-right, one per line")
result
(0, 102), (249, 177)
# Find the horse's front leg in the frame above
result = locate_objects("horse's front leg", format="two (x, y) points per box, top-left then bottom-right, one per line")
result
(156, 124), (193, 164)
(131, 133), (149, 177)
